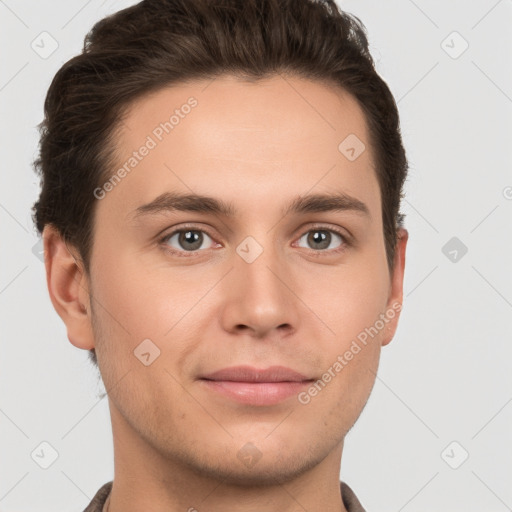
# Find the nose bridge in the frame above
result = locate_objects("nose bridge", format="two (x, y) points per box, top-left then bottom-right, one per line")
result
(236, 232), (287, 301)
(220, 230), (298, 335)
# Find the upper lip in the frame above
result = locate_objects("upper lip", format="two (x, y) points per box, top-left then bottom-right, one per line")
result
(200, 365), (312, 382)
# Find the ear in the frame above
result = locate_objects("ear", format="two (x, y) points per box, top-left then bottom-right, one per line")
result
(42, 224), (95, 351)
(381, 227), (408, 347)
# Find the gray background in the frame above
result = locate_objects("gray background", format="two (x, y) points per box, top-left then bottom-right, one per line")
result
(1, 0), (511, 510)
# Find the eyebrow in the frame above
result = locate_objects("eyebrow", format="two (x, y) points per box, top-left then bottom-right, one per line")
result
(129, 191), (371, 221)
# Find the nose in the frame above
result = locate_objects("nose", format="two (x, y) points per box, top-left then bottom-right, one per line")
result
(219, 236), (301, 339)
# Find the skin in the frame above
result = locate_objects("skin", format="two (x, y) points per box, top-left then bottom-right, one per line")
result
(44, 74), (407, 512)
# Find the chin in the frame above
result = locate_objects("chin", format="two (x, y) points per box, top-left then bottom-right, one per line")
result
(178, 441), (327, 488)
(193, 458), (319, 488)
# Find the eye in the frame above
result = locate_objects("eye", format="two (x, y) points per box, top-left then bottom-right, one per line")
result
(161, 228), (216, 255)
(159, 224), (350, 258)
(295, 227), (347, 253)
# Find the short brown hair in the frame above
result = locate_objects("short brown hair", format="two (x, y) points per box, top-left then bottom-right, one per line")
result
(32, 0), (408, 368)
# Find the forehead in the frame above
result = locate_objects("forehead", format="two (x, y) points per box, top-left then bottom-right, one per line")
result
(102, 74), (380, 220)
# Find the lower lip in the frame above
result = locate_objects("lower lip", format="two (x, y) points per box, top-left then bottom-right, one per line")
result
(200, 379), (311, 406)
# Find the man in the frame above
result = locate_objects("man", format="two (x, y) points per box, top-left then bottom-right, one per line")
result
(32, 0), (408, 510)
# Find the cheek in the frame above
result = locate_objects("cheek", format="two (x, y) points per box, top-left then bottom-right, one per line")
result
(91, 247), (171, 335)
(90, 248), (209, 379)
(305, 258), (390, 344)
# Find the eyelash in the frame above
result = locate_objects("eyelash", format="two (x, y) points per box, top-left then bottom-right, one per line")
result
(158, 223), (352, 258)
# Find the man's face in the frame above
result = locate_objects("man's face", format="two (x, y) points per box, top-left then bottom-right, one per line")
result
(76, 75), (406, 483)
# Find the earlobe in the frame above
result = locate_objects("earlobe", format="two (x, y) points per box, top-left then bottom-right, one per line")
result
(381, 227), (408, 347)
(42, 225), (95, 350)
